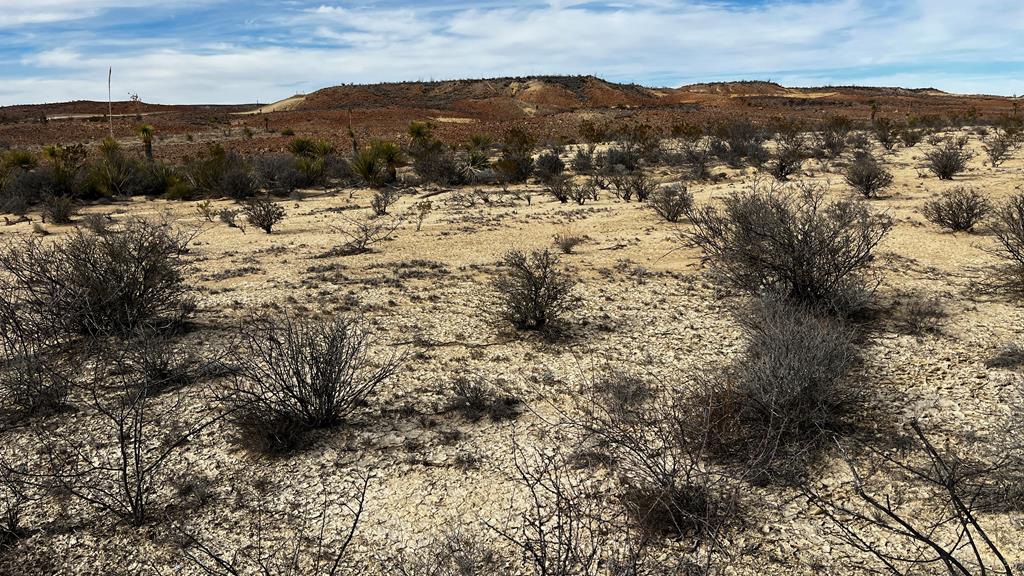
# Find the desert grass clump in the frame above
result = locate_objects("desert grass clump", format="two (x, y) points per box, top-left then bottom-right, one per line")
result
(491, 249), (576, 331)
(684, 180), (892, 314)
(0, 218), (194, 339)
(844, 153), (894, 198)
(925, 137), (974, 180)
(921, 187), (992, 232)
(242, 196), (286, 234)
(705, 297), (859, 482)
(229, 315), (400, 453)
(648, 184), (693, 222)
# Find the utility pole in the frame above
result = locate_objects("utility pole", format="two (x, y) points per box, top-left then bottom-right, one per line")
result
(108, 67), (113, 138)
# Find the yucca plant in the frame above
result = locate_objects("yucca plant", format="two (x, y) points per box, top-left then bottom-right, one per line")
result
(137, 125), (156, 161)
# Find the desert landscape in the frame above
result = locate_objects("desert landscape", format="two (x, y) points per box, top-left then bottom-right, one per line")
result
(1, 72), (1023, 576)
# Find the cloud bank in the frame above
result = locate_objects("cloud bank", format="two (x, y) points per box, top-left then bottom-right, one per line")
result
(2, 0), (1023, 105)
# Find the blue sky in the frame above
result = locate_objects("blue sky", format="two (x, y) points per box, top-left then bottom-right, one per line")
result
(2, 0), (1023, 105)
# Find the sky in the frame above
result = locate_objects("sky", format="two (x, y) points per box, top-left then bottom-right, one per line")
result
(1, 0), (1023, 106)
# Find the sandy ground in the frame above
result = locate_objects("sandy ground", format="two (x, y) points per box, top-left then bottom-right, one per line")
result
(0, 130), (1022, 575)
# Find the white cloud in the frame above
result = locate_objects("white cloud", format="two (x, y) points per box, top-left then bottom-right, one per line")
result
(2, 0), (1024, 104)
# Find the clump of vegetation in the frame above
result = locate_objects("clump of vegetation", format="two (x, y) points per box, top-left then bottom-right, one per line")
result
(534, 150), (565, 184)
(184, 144), (257, 199)
(982, 129), (1020, 167)
(253, 154), (307, 196)
(925, 137), (974, 180)
(648, 184), (693, 222)
(0, 218), (194, 339)
(493, 128), (535, 184)
(705, 297), (859, 481)
(684, 181), (892, 314)
(844, 153), (894, 197)
(873, 118), (898, 151)
(491, 249), (576, 331)
(553, 232), (585, 254)
(711, 119), (768, 167)
(371, 188), (399, 216)
(407, 123), (467, 186)
(40, 194), (75, 224)
(350, 141), (402, 188)
(921, 187), (991, 232)
(988, 194), (1024, 293)
(766, 136), (806, 181)
(447, 373), (521, 422)
(815, 116), (852, 158)
(229, 315), (400, 453)
(243, 196), (286, 234)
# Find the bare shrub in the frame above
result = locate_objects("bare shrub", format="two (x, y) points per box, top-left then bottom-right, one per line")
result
(371, 188), (399, 216)
(384, 529), (505, 576)
(0, 467), (29, 551)
(894, 292), (947, 336)
(647, 184), (692, 223)
(27, 364), (222, 525)
(982, 129), (1020, 167)
(0, 320), (71, 416)
(219, 208), (244, 231)
(922, 187), (992, 232)
(766, 137), (805, 181)
(553, 232), (585, 254)
(705, 297), (859, 482)
(571, 146), (595, 175)
(568, 178), (598, 205)
(873, 118), (898, 151)
(535, 151), (565, 184)
(447, 373), (521, 422)
(579, 372), (742, 552)
(985, 342), (1024, 369)
(988, 193), (1024, 292)
(228, 314), (400, 453)
(816, 116), (852, 158)
(253, 154), (308, 196)
(40, 194), (75, 224)
(0, 218), (195, 339)
(808, 421), (1016, 576)
(712, 119), (768, 167)
(322, 215), (400, 257)
(243, 196), (286, 234)
(627, 172), (656, 202)
(683, 180), (892, 314)
(844, 153), (894, 197)
(182, 477), (368, 575)
(491, 249), (576, 332)
(925, 138), (974, 180)
(547, 175), (571, 204)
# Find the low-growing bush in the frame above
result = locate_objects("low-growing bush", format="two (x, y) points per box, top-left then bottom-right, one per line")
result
(982, 129), (1020, 167)
(684, 181), (892, 314)
(534, 151), (565, 184)
(0, 218), (194, 339)
(184, 144), (257, 199)
(243, 196), (286, 233)
(648, 184), (693, 222)
(844, 153), (894, 197)
(988, 194), (1024, 292)
(712, 119), (768, 167)
(925, 138), (974, 180)
(229, 315), (400, 453)
(706, 297), (859, 481)
(627, 172), (655, 202)
(252, 154), (308, 196)
(493, 128), (534, 184)
(921, 187), (991, 232)
(371, 188), (399, 216)
(351, 141), (402, 188)
(491, 249), (576, 331)
(447, 373), (521, 422)
(873, 118), (898, 151)
(553, 232), (585, 254)
(816, 116), (852, 158)
(40, 194), (75, 224)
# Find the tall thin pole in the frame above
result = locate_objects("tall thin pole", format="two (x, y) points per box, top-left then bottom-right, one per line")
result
(108, 67), (113, 138)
